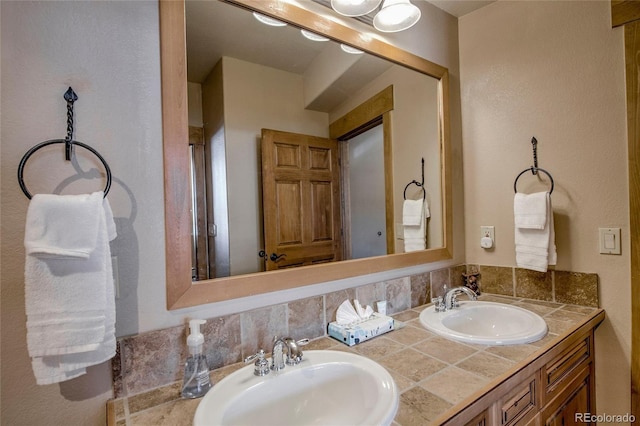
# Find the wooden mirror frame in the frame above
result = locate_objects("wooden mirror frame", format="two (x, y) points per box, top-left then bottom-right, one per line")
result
(160, 0), (453, 310)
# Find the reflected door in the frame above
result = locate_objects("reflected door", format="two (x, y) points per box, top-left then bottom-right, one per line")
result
(261, 129), (342, 270)
(348, 125), (387, 259)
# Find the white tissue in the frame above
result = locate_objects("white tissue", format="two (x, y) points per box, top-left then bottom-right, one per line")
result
(354, 300), (365, 318)
(336, 299), (374, 325)
(364, 305), (374, 318)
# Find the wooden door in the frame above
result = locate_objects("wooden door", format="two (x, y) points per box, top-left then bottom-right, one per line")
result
(261, 129), (342, 270)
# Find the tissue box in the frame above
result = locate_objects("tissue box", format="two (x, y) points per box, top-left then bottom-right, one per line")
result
(328, 313), (395, 346)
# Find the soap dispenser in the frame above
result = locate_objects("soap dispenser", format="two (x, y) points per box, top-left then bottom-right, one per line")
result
(181, 319), (212, 398)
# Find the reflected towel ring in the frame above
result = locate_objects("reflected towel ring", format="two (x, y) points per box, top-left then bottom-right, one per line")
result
(403, 181), (426, 200)
(513, 167), (554, 195)
(17, 138), (112, 199)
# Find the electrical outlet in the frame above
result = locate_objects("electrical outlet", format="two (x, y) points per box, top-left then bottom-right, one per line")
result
(480, 226), (495, 241)
(480, 226), (495, 249)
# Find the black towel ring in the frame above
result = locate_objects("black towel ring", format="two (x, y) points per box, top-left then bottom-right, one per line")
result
(16, 87), (112, 200)
(17, 138), (112, 199)
(513, 166), (554, 195)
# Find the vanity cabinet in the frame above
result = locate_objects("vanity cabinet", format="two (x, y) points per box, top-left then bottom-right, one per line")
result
(441, 315), (601, 426)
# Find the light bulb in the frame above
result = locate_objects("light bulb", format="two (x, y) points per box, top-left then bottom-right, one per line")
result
(253, 12), (287, 27)
(331, 0), (382, 17)
(373, 0), (420, 32)
(340, 44), (364, 54)
(301, 29), (330, 42)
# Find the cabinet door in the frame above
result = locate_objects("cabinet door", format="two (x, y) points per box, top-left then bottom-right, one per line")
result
(542, 365), (591, 426)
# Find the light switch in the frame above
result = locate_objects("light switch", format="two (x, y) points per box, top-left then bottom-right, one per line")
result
(604, 233), (615, 250)
(599, 228), (621, 255)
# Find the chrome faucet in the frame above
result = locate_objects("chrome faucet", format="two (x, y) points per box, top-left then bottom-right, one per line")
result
(271, 336), (309, 372)
(444, 286), (478, 310)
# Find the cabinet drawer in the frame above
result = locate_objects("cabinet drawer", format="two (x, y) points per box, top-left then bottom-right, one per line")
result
(500, 376), (538, 425)
(544, 335), (591, 401)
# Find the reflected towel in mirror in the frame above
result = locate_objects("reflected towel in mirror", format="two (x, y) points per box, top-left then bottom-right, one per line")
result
(403, 198), (428, 252)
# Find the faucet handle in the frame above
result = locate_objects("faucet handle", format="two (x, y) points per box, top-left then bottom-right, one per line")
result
(245, 349), (270, 376)
(431, 296), (446, 312)
(283, 337), (309, 366)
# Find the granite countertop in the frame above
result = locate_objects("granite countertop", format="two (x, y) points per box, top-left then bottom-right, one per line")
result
(108, 294), (603, 426)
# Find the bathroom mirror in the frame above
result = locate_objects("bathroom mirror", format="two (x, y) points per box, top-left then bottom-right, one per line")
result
(160, 0), (452, 309)
(187, 0), (443, 280)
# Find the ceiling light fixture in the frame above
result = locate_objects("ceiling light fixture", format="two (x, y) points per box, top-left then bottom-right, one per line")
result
(372, 0), (421, 32)
(252, 12), (287, 27)
(330, 0), (382, 17)
(340, 44), (364, 54)
(300, 29), (330, 42)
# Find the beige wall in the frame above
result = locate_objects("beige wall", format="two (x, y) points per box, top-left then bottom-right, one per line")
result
(1, 1), (164, 424)
(0, 1), (461, 424)
(459, 0), (630, 416)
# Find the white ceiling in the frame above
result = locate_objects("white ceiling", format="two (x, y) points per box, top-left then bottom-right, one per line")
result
(425, 0), (496, 18)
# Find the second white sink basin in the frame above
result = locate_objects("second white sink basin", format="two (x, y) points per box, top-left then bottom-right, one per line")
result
(193, 349), (398, 426)
(419, 301), (548, 345)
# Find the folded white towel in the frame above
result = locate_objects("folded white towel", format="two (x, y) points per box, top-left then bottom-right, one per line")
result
(24, 192), (117, 384)
(514, 192), (547, 230)
(25, 192), (104, 258)
(403, 199), (423, 226)
(514, 192), (556, 272)
(404, 199), (426, 252)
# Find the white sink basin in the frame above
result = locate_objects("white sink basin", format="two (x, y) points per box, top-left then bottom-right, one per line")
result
(419, 301), (548, 345)
(193, 350), (398, 426)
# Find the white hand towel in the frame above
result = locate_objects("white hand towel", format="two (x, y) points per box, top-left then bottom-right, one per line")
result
(404, 199), (426, 252)
(24, 193), (103, 258)
(514, 192), (556, 272)
(514, 192), (547, 229)
(403, 199), (424, 226)
(24, 191), (117, 384)
(30, 222), (116, 383)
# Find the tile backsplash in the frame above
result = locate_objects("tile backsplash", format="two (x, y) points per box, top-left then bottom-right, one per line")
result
(469, 265), (599, 307)
(111, 263), (598, 398)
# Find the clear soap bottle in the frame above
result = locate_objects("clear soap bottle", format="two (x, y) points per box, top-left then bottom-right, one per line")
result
(181, 319), (212, 398)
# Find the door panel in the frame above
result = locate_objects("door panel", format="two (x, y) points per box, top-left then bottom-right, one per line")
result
(275, 181), (302, 244)
(311, 182), (333, 242)
(262, 129), (342, 270)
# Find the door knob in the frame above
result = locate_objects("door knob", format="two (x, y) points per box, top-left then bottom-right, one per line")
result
(270, 253), (285, 262)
